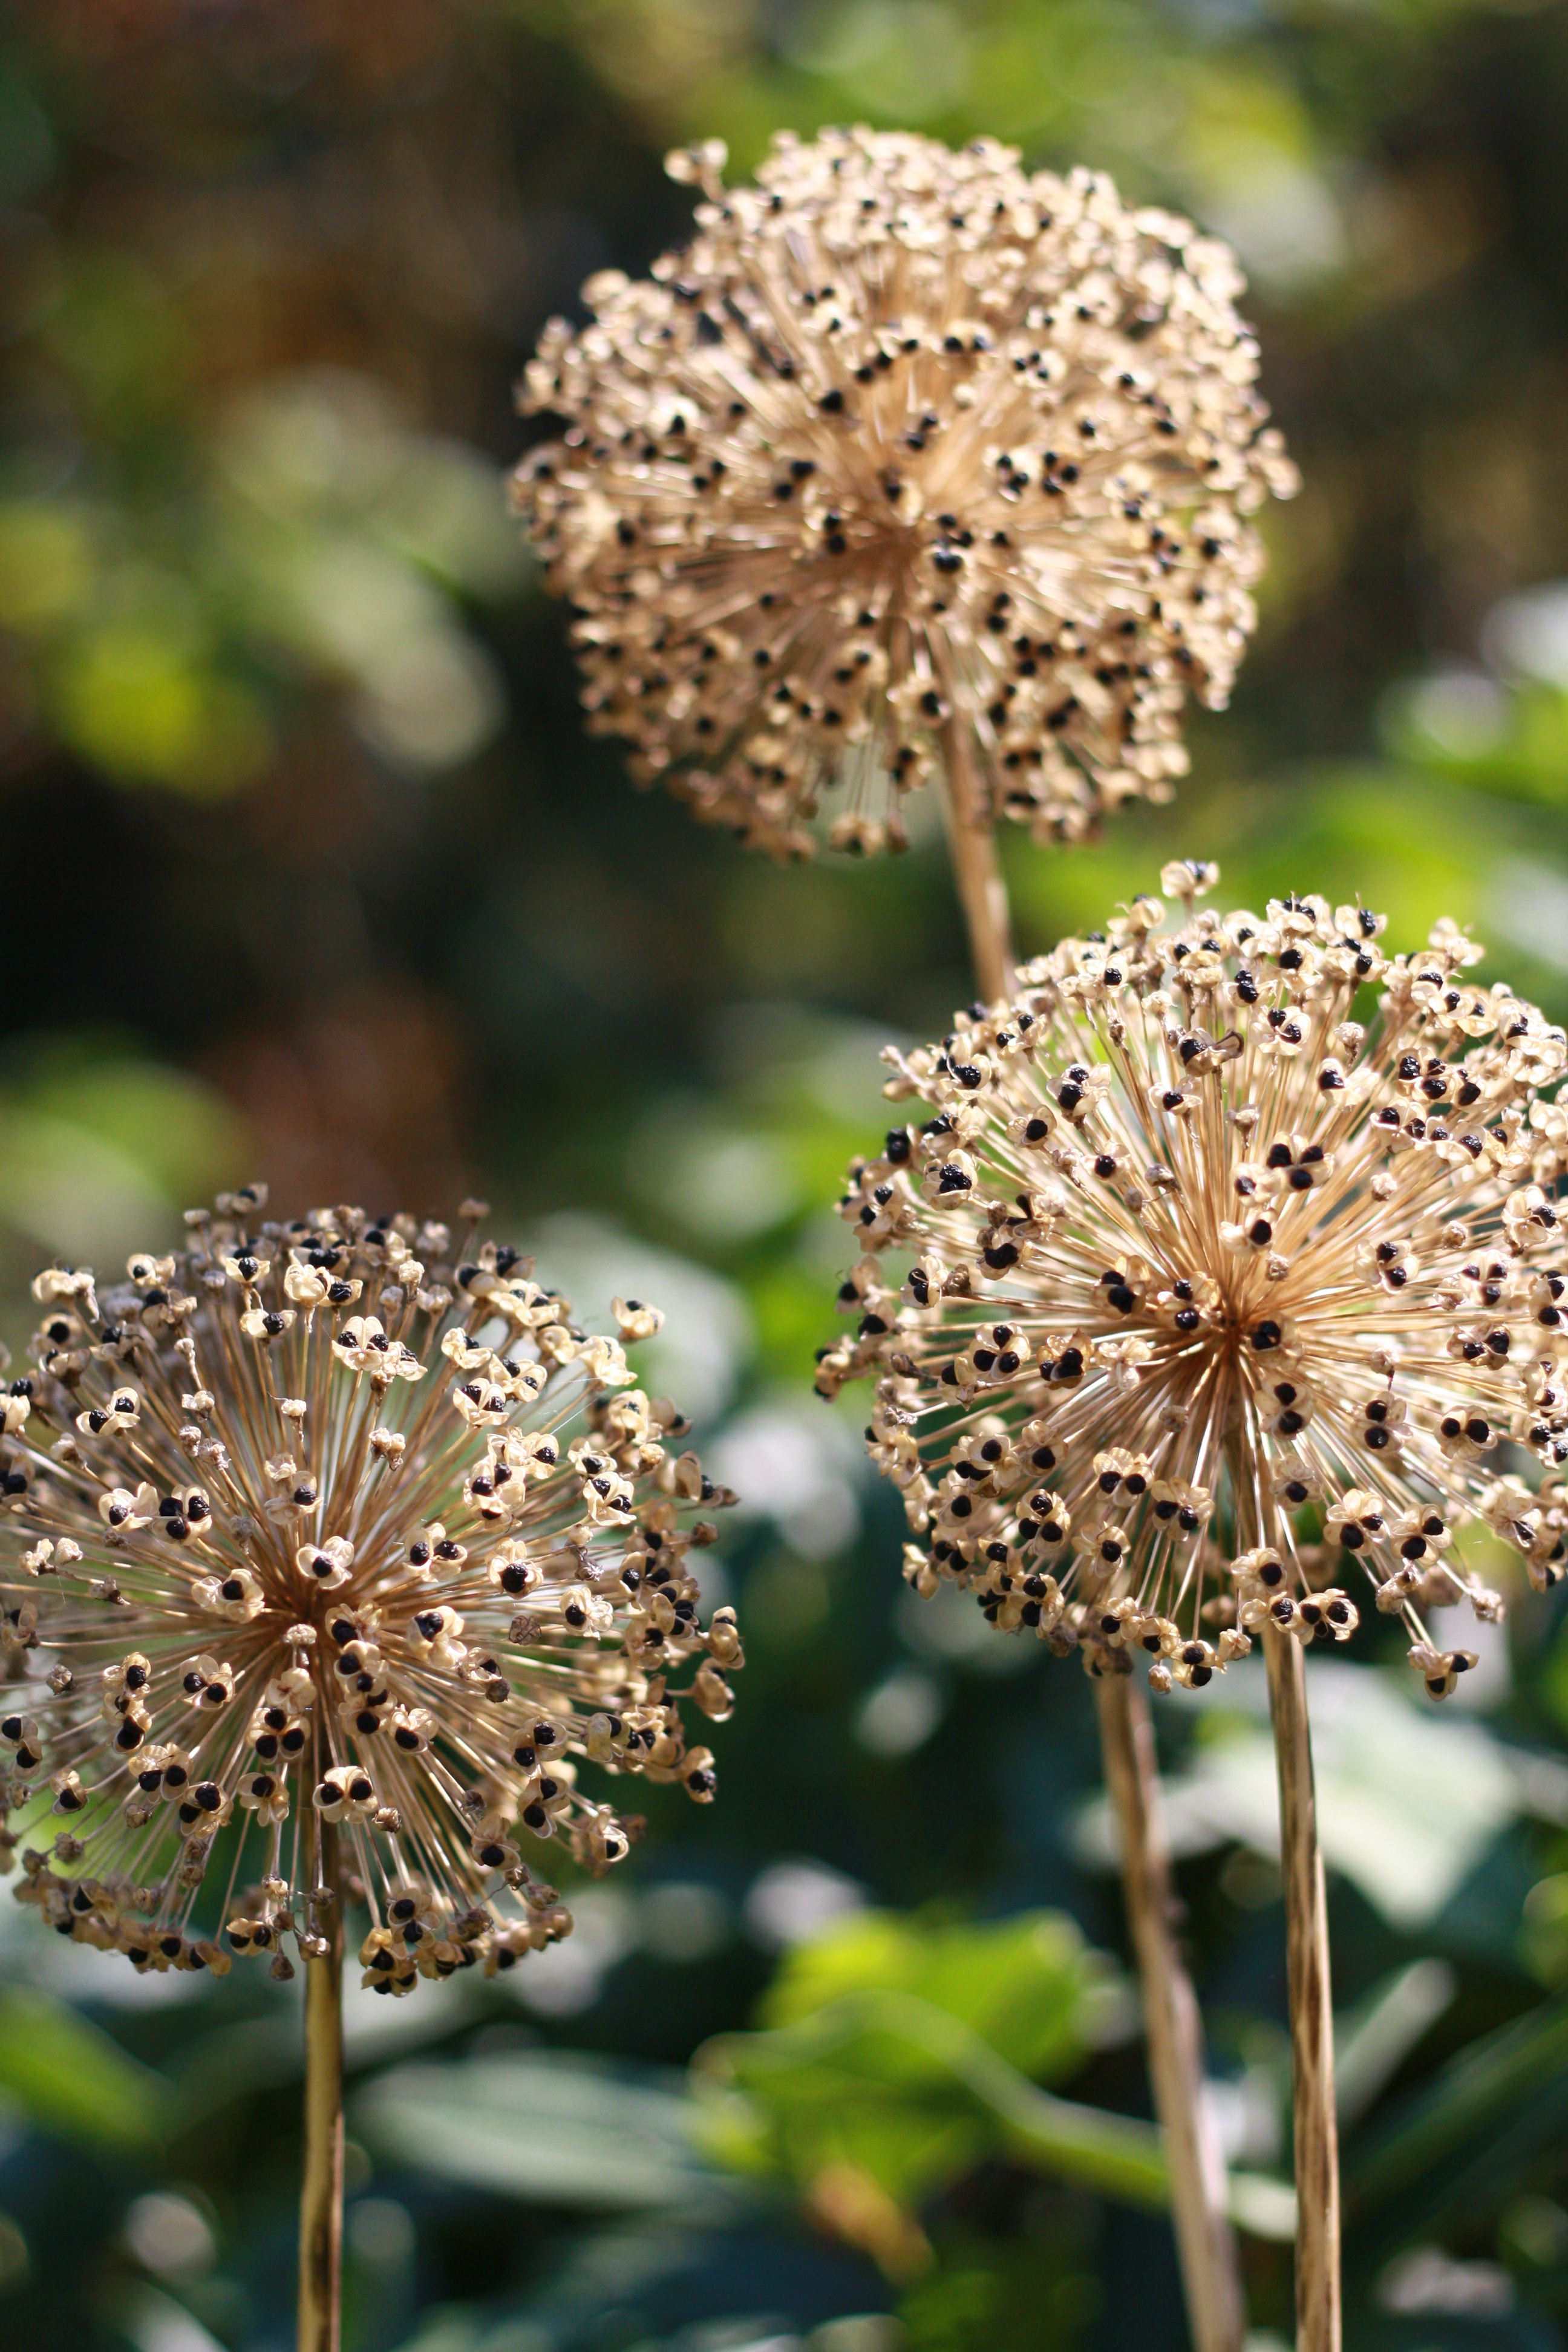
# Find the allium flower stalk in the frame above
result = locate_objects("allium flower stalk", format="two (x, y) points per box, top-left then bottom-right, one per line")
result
(818, 868), (1567, 1691)
(0, 1189), (742, 2347)
(0, 1190), (741, 1982)
(819, 867), (1567, 2352)
(514, 129), (1296, 863)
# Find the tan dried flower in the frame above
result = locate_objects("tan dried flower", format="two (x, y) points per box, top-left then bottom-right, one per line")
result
(1, 1191), (741, 1991)
(817, 868), (1568, 1697)
(514, 129), (1296, 860)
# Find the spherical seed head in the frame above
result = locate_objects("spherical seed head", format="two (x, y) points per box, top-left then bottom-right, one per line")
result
(0, 1197), (742, 1990)
(819, 877), (1568, 1697)
(514, 130), (1296, 860)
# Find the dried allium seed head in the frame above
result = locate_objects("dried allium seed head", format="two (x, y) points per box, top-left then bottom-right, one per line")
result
(818, 871), (1568, 1697)
(514, 130), (1296, 860)
(0, 1195), (741, 1991)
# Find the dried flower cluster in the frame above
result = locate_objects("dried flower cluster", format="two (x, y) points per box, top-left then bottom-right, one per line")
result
(514, 129), (1296, 860)
(817, 867), (1568, 1697)
(0, 1192), (741, 1991)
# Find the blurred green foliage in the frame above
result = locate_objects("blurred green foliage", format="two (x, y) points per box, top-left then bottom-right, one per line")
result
(0, 1987), (163, 2152)
(694, 1910), (1164, 2252)
(6, 1), (1568, 2349)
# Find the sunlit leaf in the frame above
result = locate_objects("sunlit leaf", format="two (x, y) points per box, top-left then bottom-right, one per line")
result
(757, 1909), (1114, 2084)
(698, 1982), (1168, 2216)
(0, 1987), (163, 2149)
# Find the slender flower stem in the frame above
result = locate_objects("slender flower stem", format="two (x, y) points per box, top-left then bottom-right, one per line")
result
(1264, 1624), (1341, 2352)
(299, 1828), (344, 2352)
(936, 742), (1243, 2352)
(1096, 1675), (1244, 2352)
(939, 729), (1015, 1004)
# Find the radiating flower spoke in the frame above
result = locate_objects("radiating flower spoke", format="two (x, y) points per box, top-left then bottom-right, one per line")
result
(0, 1192), (741, 1992)
(819, 869), (1567, 1696)
(515, 133), (1296, 858)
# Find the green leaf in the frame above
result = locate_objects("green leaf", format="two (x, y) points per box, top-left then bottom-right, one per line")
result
(699, 1986), (1168, 2213)
(0, 1985), (164, 2149)
(355, 2050), (726, 2211)
(1335, 1959), (1456, 2132)
(698, 1909), (1137, 2224)
(1345, 1998), (1568, 2264)
(757, 1909), (1114, 2085)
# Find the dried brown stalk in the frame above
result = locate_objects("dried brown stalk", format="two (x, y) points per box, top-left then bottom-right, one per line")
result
(1265, 1625), (1341, 2352)
(1096, 1674), (1244, 2352)
(940, 812), (1244, 2352)
(298, 1832), (344, 2352)
(940, 725), (1016, 1006)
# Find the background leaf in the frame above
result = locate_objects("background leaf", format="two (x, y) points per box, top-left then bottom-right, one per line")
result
(0, 1986), (164, 2150)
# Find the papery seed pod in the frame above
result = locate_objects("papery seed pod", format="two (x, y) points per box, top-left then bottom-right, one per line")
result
(1, 1197), (742, 1985)
(822, 872), (1568, 1694)
(515, 131), (1295, 860)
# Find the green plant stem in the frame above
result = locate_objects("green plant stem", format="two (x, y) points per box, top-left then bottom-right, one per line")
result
(1265, 1624), (1341, 2352)
(299, 1829), (344, 2352)
(935, 736), (1243, 2351)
